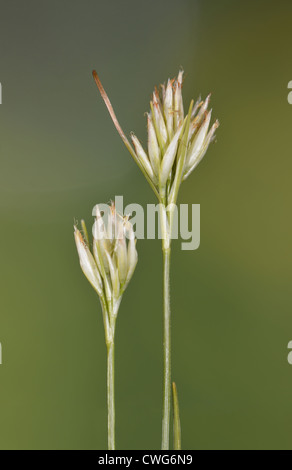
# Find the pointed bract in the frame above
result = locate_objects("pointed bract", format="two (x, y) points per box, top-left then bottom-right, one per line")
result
(147, 114), (160, 178)
(186, 110), (212, 169)
(152, 92), (168, 149)
(163, 79), (174, 139)
(131, 134), (155, 182)
(183, 120), (219, 180)
(74, 227), (103, 297)
(160, 124), (183, 188)
(116, 236), (128, 286)
(174, 70), (184, 131)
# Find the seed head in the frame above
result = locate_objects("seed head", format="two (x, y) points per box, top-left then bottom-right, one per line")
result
(74, 203), (138, 310)
(130, 70), (219, 202)
(93, 69), (219, 204)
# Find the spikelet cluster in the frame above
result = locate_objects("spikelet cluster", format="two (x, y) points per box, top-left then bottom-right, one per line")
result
(130, 70), (219, 201)
(74, 203), (137, 311)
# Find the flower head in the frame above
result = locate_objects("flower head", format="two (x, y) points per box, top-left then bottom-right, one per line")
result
(130, 70), (219, 202)
(74, 203), (138, 312)
(93, 70), (219, 204)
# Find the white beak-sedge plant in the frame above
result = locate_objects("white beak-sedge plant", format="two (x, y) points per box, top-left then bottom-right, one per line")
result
(74, 203), (138, 450)
(92, 70), (219, 449)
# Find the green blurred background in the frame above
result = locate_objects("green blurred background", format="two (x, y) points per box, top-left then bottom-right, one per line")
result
(0, 0), (292, 450)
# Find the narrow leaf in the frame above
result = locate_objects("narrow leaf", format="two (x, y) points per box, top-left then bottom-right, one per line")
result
(172, 382), (181, 450)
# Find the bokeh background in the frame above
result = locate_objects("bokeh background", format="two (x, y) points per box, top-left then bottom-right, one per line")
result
(0, 0), (292, 450)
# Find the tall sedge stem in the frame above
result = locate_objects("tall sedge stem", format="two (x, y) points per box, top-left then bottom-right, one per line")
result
(162, 244), (171, 450)
(159, 201), (173, 450)
(107, 341), (115, 450)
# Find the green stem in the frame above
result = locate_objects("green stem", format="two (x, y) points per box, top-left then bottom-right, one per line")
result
(107, 341), (115, 450)
(161, 245), (171, 449)
(159, 200), (174, 450)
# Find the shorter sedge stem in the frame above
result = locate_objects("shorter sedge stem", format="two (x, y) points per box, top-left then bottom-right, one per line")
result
(107, 341), (115, 450)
